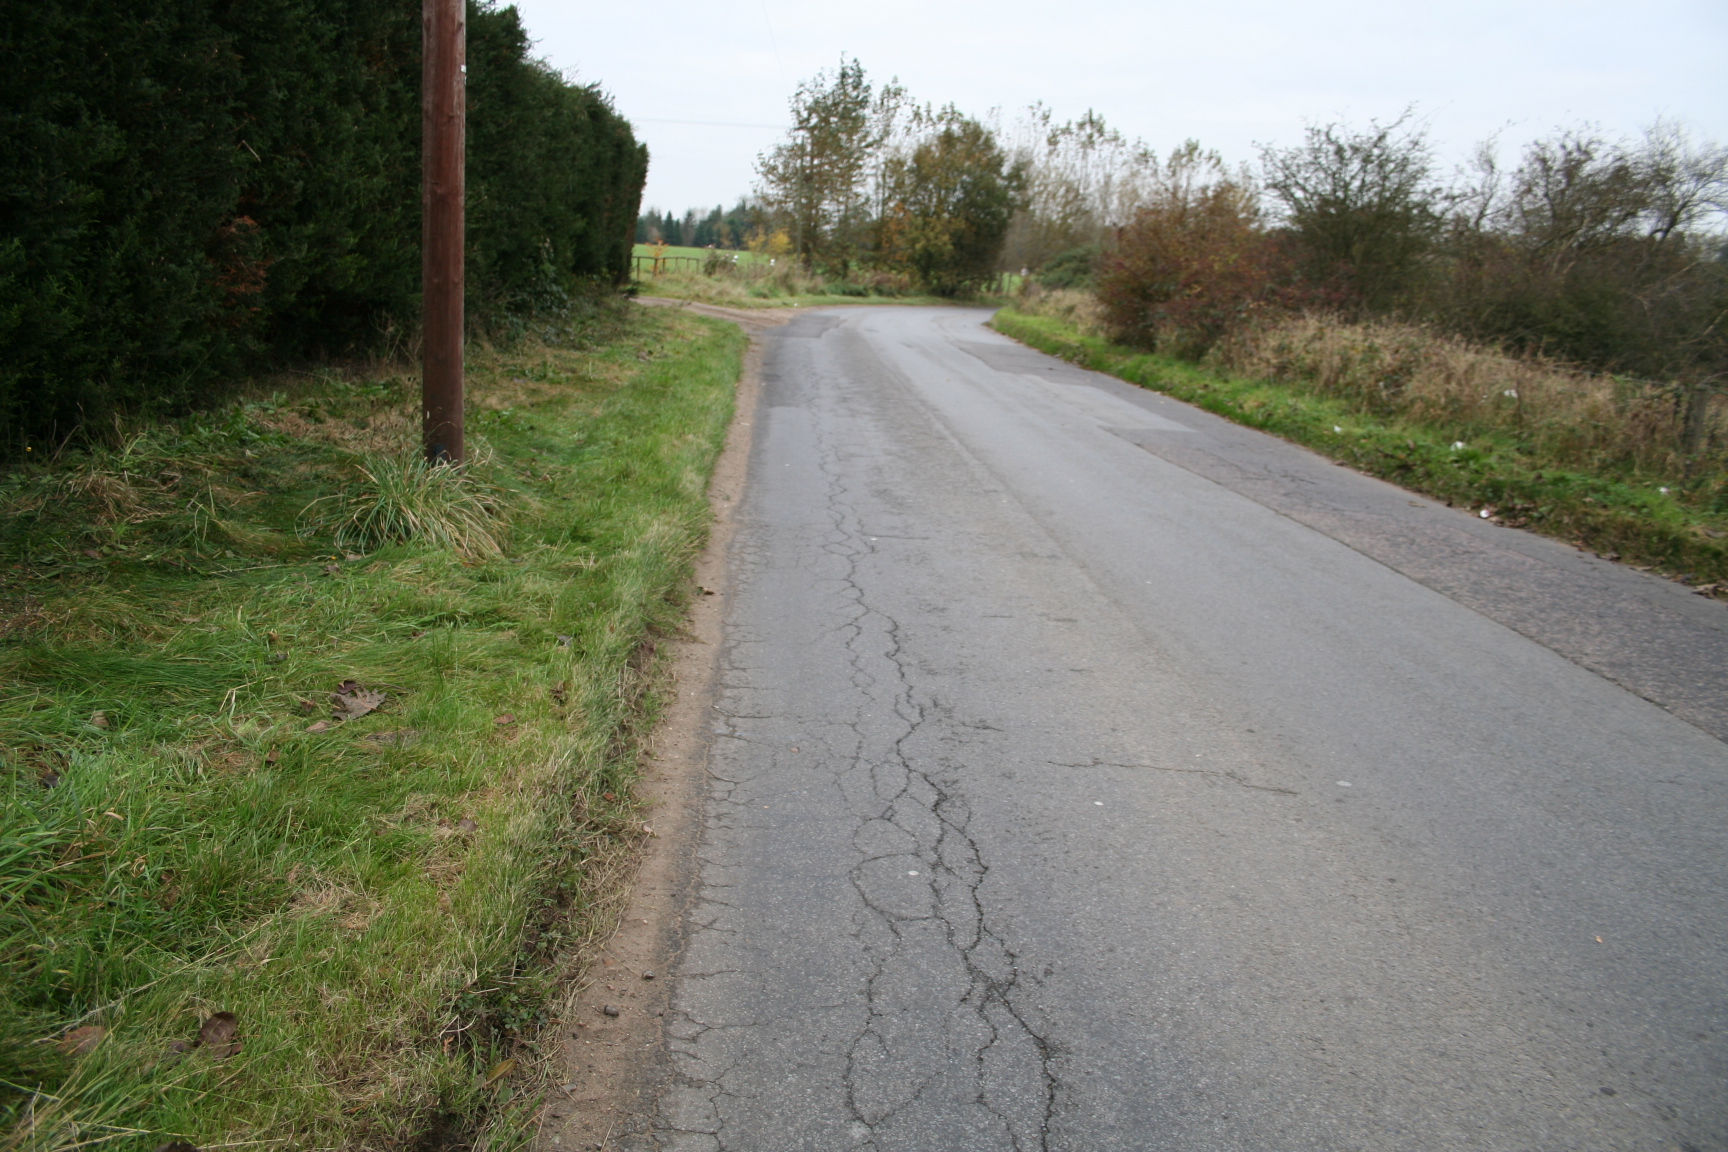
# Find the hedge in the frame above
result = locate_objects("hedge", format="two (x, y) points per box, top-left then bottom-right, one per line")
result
(0, 0), (646, 447)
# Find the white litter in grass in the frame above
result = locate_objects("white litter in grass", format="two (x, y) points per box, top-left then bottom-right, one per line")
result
(1333, 425), (1343, 433)
(1451, 441), (1466, 450)
(1480, 509), (1492, 518)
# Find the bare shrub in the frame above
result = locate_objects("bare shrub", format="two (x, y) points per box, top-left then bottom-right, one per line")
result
(1095, 144), (1293, 357)
(1258, 111), (1443, 312)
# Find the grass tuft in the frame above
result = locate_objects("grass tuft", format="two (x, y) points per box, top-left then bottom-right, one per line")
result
(306, 456), (511, 559)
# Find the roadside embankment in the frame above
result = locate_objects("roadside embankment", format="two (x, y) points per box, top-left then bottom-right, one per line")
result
(0, 304), (744, 1150)
(992, 307), (1728, 587)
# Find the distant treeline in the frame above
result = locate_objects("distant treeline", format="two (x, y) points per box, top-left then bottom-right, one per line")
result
(1, 0), (646, 447)
(637, 202), (756, 249)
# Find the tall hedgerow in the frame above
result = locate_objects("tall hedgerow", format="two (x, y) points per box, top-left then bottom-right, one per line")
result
(0, 0), (645, 450)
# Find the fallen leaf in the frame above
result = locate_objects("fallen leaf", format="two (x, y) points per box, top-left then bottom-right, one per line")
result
(331, 687), (386, 721)
(90, 711), (110, 730)
(344, 552), (363, 562)
(603, 792), (616, 802)
(84, 549), (102, 559)
(457, 818), (479, 833)
(267, 631), (280, 645)
(306, 720), (331, 734)
(154, 1142), (198, 1152)
(40, 770), (59, 790)
(265, 747), (280, 765)
(57, 1025), (106, 1056)
(166, 1040), (193, 1054)
(323, 564), (341, 576)
(556, 635), (573, 647)
(550, 681), (568, 706)
(484, 1058), (516, 1085)
(197, 1011), (241, 1058)
(411, 629), (428, 640)
(494, 714), (516, 726)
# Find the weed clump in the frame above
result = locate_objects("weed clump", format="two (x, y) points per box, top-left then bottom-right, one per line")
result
(307, 456), (511, 560)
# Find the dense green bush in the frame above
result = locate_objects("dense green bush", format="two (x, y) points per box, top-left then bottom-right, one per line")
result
(1036, 245), (1100, 290)
(0, 0), (644, 449)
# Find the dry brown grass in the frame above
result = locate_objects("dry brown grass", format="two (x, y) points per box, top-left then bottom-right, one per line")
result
(257, 405), (418, 456)
(1013, 284), (1107, 338)
(1211, 313), (1726, 478)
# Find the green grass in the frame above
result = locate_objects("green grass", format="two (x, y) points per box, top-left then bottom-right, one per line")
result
(631, 243), (767, 264)
(634, 269), (1008, 311)
(635, 279), (961, 310)
(992, 309), (1728, 586)
(0, 303), (746, 1150)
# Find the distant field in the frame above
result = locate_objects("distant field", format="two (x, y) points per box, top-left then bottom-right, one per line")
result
(632, 244), (769, 265)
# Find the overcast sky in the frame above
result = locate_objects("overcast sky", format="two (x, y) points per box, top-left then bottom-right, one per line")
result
(508, 0), (1728, 215)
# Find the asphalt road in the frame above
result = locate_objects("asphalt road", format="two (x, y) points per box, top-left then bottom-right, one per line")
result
(654, 306), (1728, 1152)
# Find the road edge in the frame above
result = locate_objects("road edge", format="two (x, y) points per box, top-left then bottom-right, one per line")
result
(539, 299), (789, 1151)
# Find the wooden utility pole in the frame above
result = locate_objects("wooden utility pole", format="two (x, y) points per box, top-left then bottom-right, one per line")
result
(422, 0), (465, 464)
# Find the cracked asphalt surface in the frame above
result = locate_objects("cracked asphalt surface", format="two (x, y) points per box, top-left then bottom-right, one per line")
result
(651, 306), (1728, 1151)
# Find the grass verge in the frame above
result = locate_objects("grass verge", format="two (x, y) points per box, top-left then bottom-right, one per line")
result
(0, 303), (746, 1150)
(992, 308), (1728, 587)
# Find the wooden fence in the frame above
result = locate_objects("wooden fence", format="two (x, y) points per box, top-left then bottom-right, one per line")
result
(631, 254), (714, 276)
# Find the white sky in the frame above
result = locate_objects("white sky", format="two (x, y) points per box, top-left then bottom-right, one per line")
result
(508, 0), (1728, 216)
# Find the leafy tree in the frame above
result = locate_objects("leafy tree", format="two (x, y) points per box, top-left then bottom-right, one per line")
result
(877, 110), (1023, 294)
(756, 57), (903, 271)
